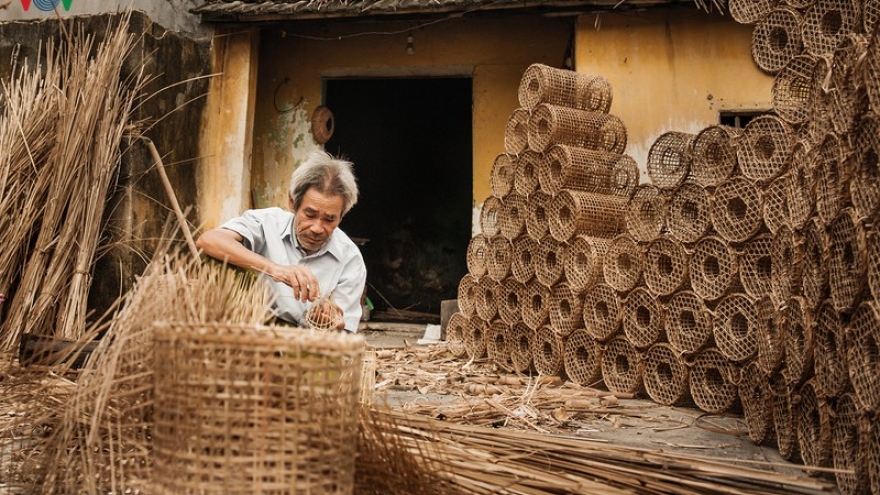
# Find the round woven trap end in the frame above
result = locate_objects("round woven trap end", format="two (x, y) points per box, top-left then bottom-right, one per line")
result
(603, 234), (645, 293)
(582, 282), (622, 342)
(601, 336), (643, 395)
(531, 325), (564, 376)
(689, 348), (739, 414)
(643, 343), (689, 406)
(665, 290), (713, 355)
(564, 328), (603, 386)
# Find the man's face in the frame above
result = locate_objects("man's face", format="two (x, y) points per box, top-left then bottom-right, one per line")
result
(291, 188), (344, 254)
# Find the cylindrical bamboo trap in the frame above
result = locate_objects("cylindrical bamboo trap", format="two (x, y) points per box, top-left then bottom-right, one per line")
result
(525, 190), (551, 241)
(813, 133), (850, 227)
(514, 150), (541, 197)
(801, 0), (860, 57)
(729, 0), (777, 24)
(739, 233), (774, 299)
(783, 296), (814, 387)
(868, 417), (880, 495)
(601, 336), (643, 395)
(497, 277), (525, 326)
(563, 328), (603, 387)
(522, 280), (551, 330)
(642, 343), (689, 407)
(870, 229), (880, 303)
(480, 196), (503, 238)
(689, 235), (740, 301)
(831, 393), (869, 495)
(643, 235), (689, 297)
(531, 325), (564, 376)
(510, 235), (538, 283)
(770, 225), (803, 308)
(667, 182), (712, 244)
(851, 112), (880, 220)
(710, 176), (765, 243)
(534, 235), (566, 287)
(714, 292), (759, 363)
(867, 2), (880, 56)
(846, 301), (880, 412)
(508, 321), (534, 373)
(802, 217), (829, 306)
(474, 276), (499, 322)
(813, 299), (848, 399)
(866, 28), (880, 116)
(518, 63), (613, 113)
(827, 36), (869, 136)
(626, 184), (667, 243)
(152, 323), (364, 495)
(466, 234), (489, 277)
(582, 282), (622, 342)
(828, 208), (868, 313)
(549, 282), (584, 338)
(446, 311), (469, 358)
(689, 348), (740, 414)
(738, 361), (775, 446)
(690, 125), (741, 188)
(563, 235), (608, 293)
(547, 189), (628, 241)
(457, 274), (478, 317)
(736, 115), (794, 182)
(772, 55), (819, 125)
(646, 131), (696, 191)
(622, 287), (665, 349)
(772, 373), (801, 462)
(751, 7), (804, 74)
(486, 234), (513, 282)
(665, 290), (713, 355)
(537, 144), (622, 196)
(504, 108), (530, 155)
(797, 380), (833, 471)
(499, 192), (527, 240)
(612, 153), (640, 198)
(486, 320), (511, 370)
(786, 146), (816, 231)
(527, 103), (627, 154)
(603, 233), (645, 293)
(755, 296), (785, 376)
(490, 153), (515, 199)
(762, 172), (792, 235)
(463, 314), (488, 360)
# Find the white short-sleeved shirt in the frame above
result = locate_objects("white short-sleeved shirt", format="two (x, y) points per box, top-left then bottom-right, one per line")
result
(220, 207), (366, 332)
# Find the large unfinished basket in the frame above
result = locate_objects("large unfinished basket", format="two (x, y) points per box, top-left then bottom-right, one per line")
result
(714, 292), (759, 363)
(738, 361), (775, 445)
(847, 301), (880, 412)
(770, 225), (803, 308)
(739, 233), (775, 299)
(772, 373), (801, 462)
(525, 190), (551, 241)
(504, 109), (530, 155)
(665, 290), (713, 355)
(486, 234), (512, 282)
(518, 63), (613, 113)
(689, 348), (740, 414)
(510, 235), (538, 283)
(466, 234), (489, 277)
(499, 193), (528, 240)
(509, 321), (534, 373)
(564, 235), (608, 293)
(622, 287), (665, 349)
(690, 125), (741, 188)
(755, 296), (785, 376)
(851, 113), (880, 220)
(689, 235), (740, 301)
(603, 233), (645, 293)
(489, 154), (515, 199)
(751, 8), (804, 74)
(801, 0), (860, 57)
(736, 115), (794, 182)
(514, 150), (541, 197)
(797, 380), (832, 471)
(626, 185), (667, 243)
(479, 196), (503, 238)
(531, 325), (565, 376)
(548, 189), (628, 241)
(710, 176), (765, 243)
(601, 336), (643, 395)
(528, 103), (627, 154)
(783, 296), (814, 387)
(538, 144), (622, 196)
(642, 343), (690, 406)
(813, 300), (847, 399)
(564, 328), (603, 386)
(152, 323), (364, 495)
(582, 282), (622, 342)
(772, 55), (820, 125)
(497, 277), (525, 326)
(643, 235), (689, 296)
(831, 393), (869, 495)
(549, 282), (584, 338)
(828, 208), (868, 313)
(667, 182), (712, 244)
(522, 280), (551, 330)
(802, 217), (829, 306)
(646, 131), (696, 190)
(534, 235), (566, 287)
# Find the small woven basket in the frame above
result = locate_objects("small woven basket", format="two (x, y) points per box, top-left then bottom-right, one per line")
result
(525, 190), (552, 241)
(603, 233), (645, 293)
(851, 113), (880, 220)
(497, 277), (525, 326)
(689, 348), (740, 414)
(534, 235), (566, 287)
(665, 290), (714, 355)
(783, 296), (815, 387)
(601, 336), (643, 395)
(667, 182), (712, 244)
(518, 63), (613, 113)
(514, 150), (541, 197)
(528, 103), (627, 154)
(511, 235), (538, 283)
(802, 217), (830, 306)
(549, 282), (584, 338)
(486, 320), (512, 370)
(531, 325), (565, 376)
(828, 208), (868, 313)
(770, 225), (804, 308)
(831, 393), (870, 495)
(772, 55), (820, 125)
(772, 373), (801, 462)
(755, 296), (785, 376)
(739, 233), (775, 300)
(582, 282), (622, 342)
(711, 176), (765, 243)
(564, 328), (603, 386)
(736, 115), (794, 182)
(548, 189), (628, 241)
(474, 276), (499, 322)
(626, 185), (667, 243)
(646, 131), (696, 191)
(457, 274), (478, 317)
(522, 280), (551, 330)
(642, 342), (690, 406)
(847, 301), (880, 412)
(622, 286), (666, 349)
(152, 323), (364, 495)
(538, 144), (624, 196)
(689, 235), (740, 301)
(738, 361), (775, 445)
(714, 292), (759, 364)
(499, 193), (528, 240)
(729, 0), (777, 24)
(486, 234), (512, 282)
(480, 196), (503, 238)
(509, 321), (534, 373)
(445, 312), (469, 358)
(813, 300), (848, 399)
(751, 8), (804, 74)
(801, 0), (860, 57)
(466, 234), (489, 277)
(489, 154), (515, 199)
(643, 235), (690, 296)
(796, 380), (833, 471)
(691, 125), (741, 188)
(504, 108), (530, 155)
(563, 235), (608, 293)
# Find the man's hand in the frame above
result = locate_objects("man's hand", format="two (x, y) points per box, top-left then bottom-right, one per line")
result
(266, 263), (320, 302)
(306, 298), (345, 331)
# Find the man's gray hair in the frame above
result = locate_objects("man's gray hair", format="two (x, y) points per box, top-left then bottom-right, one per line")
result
(288, 150), (359, 215)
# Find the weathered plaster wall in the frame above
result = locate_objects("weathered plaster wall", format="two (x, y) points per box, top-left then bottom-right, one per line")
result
(575, 8), (774, 180)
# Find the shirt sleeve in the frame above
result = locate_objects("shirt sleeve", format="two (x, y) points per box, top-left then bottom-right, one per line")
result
(219, 209), (270, 253)
(333, 254), (367, 332)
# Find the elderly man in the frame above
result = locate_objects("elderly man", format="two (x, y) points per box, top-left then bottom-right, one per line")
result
(196, 150), (366, 332)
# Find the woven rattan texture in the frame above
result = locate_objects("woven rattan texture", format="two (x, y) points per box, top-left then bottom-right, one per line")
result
(772, 374), (801, 461)
(689, 235), (740, 301)
(601, 336), (643, 395)
(770, 225), (804, 308)
(564, 235), (608, 293)
(622, 287), (665, 349)
(729, 0), (777, 24)
(646, 131), (696, 190)
(490, 154), (515, 199)
(446, 312), (469, 358)
(486, 320), (511, 369)
(534, 235), (566, 287)
(564, 328), (603, 386)
(548, 189), (628, 241)
(474, 276), (499, 321)
(828, 37), (869, 135)
(667, 182), (712, 244)
(710, 176), (765, 243)
(528, 104), (627, 154)
(498, 277), (525, 325)
(801, 0), (860, 57)
(549, 282), (584, 338)
(603, 234), (645, 293)
(522, 280), (551, 330)
(870, 229), (880, 302)
(714, 293), (759, 363)
(466, 234), (489, 277)
(511, 235), (538, 283)
(739, 361), (775, 445)
(643, 236), (689, 296)
(525, 190), (552, 241)
(690, 348), (740, 414)
(504, 109), (530, 155)
(518, 63), (613, 113)
(784, 297), (815, 387)
(499, 193), (527, 240)
(665, 290), (713, 355)
(762, 172), (792, 234)
(755, 296), (785, 376)
(802, 218), (830, 306)
(514, 150), (541, 197)
(480, 196), (503, 238)
(583, 282), (622, 341)
(752, 8), (804, 74)
(152, 324), (363, 495)
(538, 144), (621, 196)
(509, 321), (534, 373)
(813, 134), (850, 227)
(737, 115), (794, 181)
(831, 393), (869, 495)
(787, 148), (816, 231)
(846, 301), (880, 412)
(691, 125), (741, 188)
(796, 380), (832, 470)
(486, 235), (513, 282)
(772, 55), (819, 124)
(463, 314), (488, 360)
(851, 113), (880, 220)
(457, 274), (478, 316)
(813, 300), (848, 399)
(612, 154), (640, 198)
(642, 343), (690, 406)
(739, 234), (775, 299)
(626, 185), (667, 242)
(867, 29), (880, 116)
(828, 208), (868, 313)
(869, 418), (880, 495)
(531, 325), (564, 376)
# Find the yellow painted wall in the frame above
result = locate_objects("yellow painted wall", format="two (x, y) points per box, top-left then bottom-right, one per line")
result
(575, 8), (774, 180)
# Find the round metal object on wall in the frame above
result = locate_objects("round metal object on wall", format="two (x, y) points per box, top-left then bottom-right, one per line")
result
(689, 348), (739, 415)
(310, 105), (334, 144)
(564, 328), (603, 386)
(601, 336), (643, 395)
(690, 125), (741, 188)
(665, 289), (713, 356)
(738, 361), (774, 445)
(751, 7), (804, 74)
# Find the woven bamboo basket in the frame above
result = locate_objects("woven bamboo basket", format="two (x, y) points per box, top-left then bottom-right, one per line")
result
(548, 189), (628, 241)
(537, 144), (622, 196)
(762, 172), (792, 235)
(626, 184), (667, 243)
(869, 417), (880, 495)
(612, 153), (640, 198)
(827, 36), (869, 135)
(772, 373), (801, 462)
(772, 55), (820, 125)
(582, 282), (622, 342)
(870, 229), (880, 303)
(802, 217), (830, 306)
(622, 286), (666, 349)
(689, 235), (740, 301)
(783, 296), (814, 387)
(504, 108), (530, 155)
(867, 0), (880, 43)
(499, 193), (528, 240)
(751, 7), (804, 74)
(563, 328), (603, 386)
(813, 132), (851, 228)
(736, 115), (794, 182)
(665, 289), (713, 355)
(847, 301), (880, 412)
(549, 282), (584, 338)
(689, 348), (740, 414)
(866, 28), (880, 116)
(489, 153), (515, 199)
(601, 336), (643, 395)
(531, 325), (565, 376)
(457, 274), (478, 316)
(474, 276), (499, 321)
(497, 277), (525, 325)
(534, 235), (566, 287)
(486, 320), (512, 370)
(511, 235), (538, 283)
(522, 280), (551, 330)
(642, 342), (690, 406)
(831, 393), (870, 495)
(525, 190), (551, 241)
(466, 234), (489, 277)
(710, 176), (765, 243)
(813, 300), (848, 399)
(446, 311), (469, 358)
(152, 323), (364, 495)
(770, 225), (803, 308)
(518, 63), (613, 113)
(646, 131), (696, 191)
(690, 125), (741, 188)
(739, 233), (775, 299)
(527, 103), (627, 154)
(801, 0), (860, 57)
(514, 150), (541, 197)
(643, 235), (689, 297)
(729, 0), (777, 24)
(667, 182), (712, 244)
(828, 208), (868, 313)
(509, 321), (534, 373)
(851, 113), (880, 220)
(486, 234), (513, 282)
(603, 233), (645, 293)
(739, 361), (775, 445)
(563, 235), (608, 293)
(463, 314), (488, 360)
(797, 380), (833, 471)
(714, 292), (759, 363)
(755, 296), (785, 376)
(787, 145), (816, 231)
(361, 349), (376, 406)
(480, 196), (503, 238)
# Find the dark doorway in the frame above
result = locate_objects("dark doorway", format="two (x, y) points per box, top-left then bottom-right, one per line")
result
(324, 78), (473, 319)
